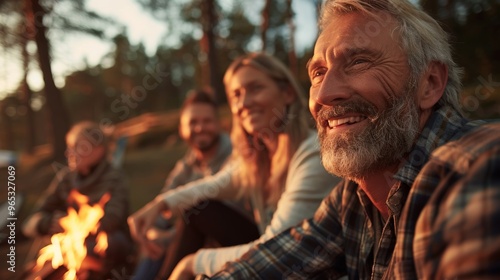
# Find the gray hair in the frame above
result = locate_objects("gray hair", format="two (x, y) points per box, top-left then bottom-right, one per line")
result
(319, 0), (463, 115)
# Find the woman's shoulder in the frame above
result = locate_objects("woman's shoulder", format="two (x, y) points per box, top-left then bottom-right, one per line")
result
(294, 130), (320, 157)
(287, 130), (322, 172)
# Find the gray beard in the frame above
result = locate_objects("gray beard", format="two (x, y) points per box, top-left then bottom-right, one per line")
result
(317, 84), (420, 181)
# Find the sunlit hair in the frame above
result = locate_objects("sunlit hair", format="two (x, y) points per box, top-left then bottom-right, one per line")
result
(181, 87), (218, 116)
(66, 121), (108, 159)
(319, 0), (464, 115)
(67, 121), (108, 147)
(223, 52), (310, 205)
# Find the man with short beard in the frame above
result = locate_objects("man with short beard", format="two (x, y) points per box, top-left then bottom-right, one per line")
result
(132, 89), (243, 280)
(206, 0), (500, 279)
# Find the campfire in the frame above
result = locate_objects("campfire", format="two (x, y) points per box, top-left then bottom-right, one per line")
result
(31, 190), (111, 280)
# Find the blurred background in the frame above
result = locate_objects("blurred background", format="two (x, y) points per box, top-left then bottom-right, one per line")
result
(0, 0), (499, 278)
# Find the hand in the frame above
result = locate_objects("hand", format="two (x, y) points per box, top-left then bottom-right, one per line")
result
(139, 226), (177, 259)
(146, 225), (177, 247)
(128, 196), (170, 258)
(168, 254), (195, 280)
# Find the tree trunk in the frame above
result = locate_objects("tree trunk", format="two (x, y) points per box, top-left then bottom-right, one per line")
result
(27, 0), (70, 162)
(0, 102), (15, 150)
(314, 0), (322, 20)
(200, 0), (224, 104)
(20, 8), (36, 154)
(286, 0), (298, 77)
(21, 72), (36, 154)
(261, 0), (271, 51)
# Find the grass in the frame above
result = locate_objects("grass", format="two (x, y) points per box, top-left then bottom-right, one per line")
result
(124, 141), (188, 211)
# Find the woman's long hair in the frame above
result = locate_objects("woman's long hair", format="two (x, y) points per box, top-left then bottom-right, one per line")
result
(224, 53), (310, 205)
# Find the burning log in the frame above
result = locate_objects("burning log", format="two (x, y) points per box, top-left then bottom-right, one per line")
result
(26, 190), (111, 280)
(23, 254), (104, 280)
(24, 262), (68, 280)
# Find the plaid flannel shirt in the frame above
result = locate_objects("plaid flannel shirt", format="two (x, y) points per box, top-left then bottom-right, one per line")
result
(210, 106), (500, 279)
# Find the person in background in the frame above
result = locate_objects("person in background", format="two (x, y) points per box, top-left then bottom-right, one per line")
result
(23, 121), (132, 279)
(204, 0), (500, 279)
(132, 88), (236, 280)
(128, 52), (341, 279)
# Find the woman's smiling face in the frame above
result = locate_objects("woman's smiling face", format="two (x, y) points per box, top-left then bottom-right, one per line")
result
(226, 66), (293, 136)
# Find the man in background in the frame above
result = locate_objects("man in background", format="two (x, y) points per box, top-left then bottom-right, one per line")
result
(132, 88), (233, 280)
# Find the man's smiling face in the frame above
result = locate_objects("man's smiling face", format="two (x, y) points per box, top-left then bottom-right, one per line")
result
(308, 11), (421, 179)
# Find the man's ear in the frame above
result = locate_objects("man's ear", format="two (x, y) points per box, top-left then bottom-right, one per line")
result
(417, 61), (448, 110)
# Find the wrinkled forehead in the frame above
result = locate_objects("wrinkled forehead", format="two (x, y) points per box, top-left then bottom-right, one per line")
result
(319, 0), (395, 28)
(314, 10), (401, 57)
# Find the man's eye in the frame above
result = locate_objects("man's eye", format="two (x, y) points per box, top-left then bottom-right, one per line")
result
(352, 58), (369, 66)
(310, 70), (318, 78)
(310, 68), (326, 83)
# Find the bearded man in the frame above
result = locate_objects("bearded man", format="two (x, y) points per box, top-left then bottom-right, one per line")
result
(206, 0), (500, 279)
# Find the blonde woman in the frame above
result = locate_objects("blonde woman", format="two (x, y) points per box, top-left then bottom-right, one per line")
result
(128, 53), (340, 279)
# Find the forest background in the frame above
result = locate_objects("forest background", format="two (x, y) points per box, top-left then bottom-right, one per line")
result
(1, 0), (499, 161)
(0, 0), (499, 277)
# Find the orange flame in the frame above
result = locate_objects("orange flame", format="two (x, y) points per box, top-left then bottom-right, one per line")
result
(94, 231), (108, 257)
(34, 190), (111, 279)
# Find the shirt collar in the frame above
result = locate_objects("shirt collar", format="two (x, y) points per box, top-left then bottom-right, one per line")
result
(184, 133), (231, 169)
(393, 106), (470, 186)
